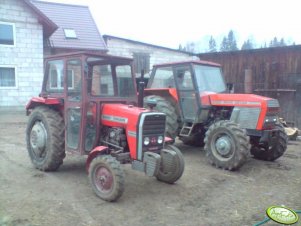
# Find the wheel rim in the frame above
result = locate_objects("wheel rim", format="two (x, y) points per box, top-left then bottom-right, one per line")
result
(30, 121), (47, 159)
(211, 132), (235, 160)
(94, 166), (113, 194)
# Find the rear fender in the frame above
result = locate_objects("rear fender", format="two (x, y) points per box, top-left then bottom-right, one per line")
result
(26, 97), (62, 115)
(144, 88), (178, 102)
(86, 146), (109, 173)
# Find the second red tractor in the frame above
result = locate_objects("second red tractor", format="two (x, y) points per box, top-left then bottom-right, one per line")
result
(144, 60), (288, 170)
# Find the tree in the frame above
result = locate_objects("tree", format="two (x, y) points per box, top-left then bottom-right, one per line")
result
(227, 30), (238, 51)
(220, 30), (238, 52)
(185, 42), (196, 53)
(208, 36), (217, 52)
(241, 39), (253, 50)
(269, 37), (286, 47)
(220, 37), (228, 52)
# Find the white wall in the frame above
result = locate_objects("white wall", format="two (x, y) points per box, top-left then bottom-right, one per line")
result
(0, 0), (43, 106)
(105, 38), (197, 76)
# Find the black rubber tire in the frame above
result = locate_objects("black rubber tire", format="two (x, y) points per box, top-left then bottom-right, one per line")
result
(156, 145), (185, 184)
(89, 155), (125, 202)
(144, 95), (179, 140)
(180, 127), (205, 147)
(251, 124), (288, 161)
(204, 120), (250, 171)
(26, 106), (65, 171)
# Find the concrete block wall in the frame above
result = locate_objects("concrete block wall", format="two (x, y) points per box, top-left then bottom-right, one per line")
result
(105, 38), (197, 76)
(0, 0), (43, 107)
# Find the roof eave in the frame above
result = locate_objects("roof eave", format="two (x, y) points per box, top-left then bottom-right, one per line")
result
(23, 0), (58, 37)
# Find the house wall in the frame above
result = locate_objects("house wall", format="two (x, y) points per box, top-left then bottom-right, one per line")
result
(0, 0), (43, 107)
(105, 38), (196, 77)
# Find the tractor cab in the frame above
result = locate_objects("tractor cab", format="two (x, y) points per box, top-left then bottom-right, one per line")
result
(37, 52), (137, 154)
(145, 61), (225, 122)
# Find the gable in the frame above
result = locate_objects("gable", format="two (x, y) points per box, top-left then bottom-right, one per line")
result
(31, 0), (107, 51)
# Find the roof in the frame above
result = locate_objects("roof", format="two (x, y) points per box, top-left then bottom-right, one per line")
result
(45, 51), (133, 63)
(31, 0), (107, 51)
(153, 60), (221, 68)
(103, 35), (196, 55)
(198, 44), (301, 57)
(23, 0), (58, 37)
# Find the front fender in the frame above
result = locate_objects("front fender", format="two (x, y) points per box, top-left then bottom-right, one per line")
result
(86, 146), (109, 173)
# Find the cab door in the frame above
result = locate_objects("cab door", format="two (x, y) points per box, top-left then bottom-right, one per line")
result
(174, 66), (199, 122)
(64, 58), (84, 153)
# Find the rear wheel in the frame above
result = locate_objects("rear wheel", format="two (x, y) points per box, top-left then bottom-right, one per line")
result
(26, 106), (65, 171)
(204, 120), (250, 171)
(251, 124), (288, 161)
(144, 95), (179, 140)
(89, 155), (124, 202)
(156, 145), (185, 184)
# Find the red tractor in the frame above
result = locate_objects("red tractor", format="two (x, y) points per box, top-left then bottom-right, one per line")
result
(26, 52), (184, 202)
(144, 60), (288, 170)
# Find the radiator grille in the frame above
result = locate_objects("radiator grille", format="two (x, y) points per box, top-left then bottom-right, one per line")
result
(230, 107), (260, 129)
(142, 114), (166, 135)
(267, 99), (279, 108)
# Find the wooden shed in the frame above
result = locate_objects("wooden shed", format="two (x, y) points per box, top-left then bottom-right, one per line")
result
(198, 45), (301, 128)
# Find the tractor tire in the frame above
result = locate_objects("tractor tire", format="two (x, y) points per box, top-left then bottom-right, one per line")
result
(156, 145), (185, 184)
(251, 124), (288, 161)
(26, 106), (65, 171)
(204, 120), (250, 171)
(144, 95), (179, 140)
(89, 155), (125, 202)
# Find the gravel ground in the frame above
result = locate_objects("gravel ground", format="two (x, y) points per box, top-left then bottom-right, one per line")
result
(0, 110), (300, 226)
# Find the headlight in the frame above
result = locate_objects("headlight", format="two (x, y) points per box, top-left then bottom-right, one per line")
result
(144, 137), (150, 145)
(157, 136), (163, 144)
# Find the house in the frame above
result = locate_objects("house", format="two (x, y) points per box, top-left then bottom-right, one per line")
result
(103, 35), (196, 77)
(0, 0), (106, 107)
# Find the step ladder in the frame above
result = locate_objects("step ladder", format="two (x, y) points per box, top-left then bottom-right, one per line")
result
(179, 122), (194, 137)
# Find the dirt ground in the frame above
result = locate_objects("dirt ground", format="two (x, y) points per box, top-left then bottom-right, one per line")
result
(0, 110), (301, 226)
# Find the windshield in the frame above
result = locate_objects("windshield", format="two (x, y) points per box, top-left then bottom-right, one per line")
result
(90, 63), (136, 98)
(194, 65), (226, 93)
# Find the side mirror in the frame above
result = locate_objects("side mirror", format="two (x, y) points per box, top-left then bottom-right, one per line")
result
(226, 83), (234, 93)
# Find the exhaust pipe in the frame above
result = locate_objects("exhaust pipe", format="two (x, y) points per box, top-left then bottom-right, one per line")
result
(138, 69), (145, 107)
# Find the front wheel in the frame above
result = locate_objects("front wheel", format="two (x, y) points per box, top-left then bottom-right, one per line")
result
(89, 155), (125, 202)
(156, 145), (185, 184)
(251, 124), (288, 161)
(204, 120), (250, 171)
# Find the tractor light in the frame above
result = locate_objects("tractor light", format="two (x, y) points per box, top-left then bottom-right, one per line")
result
(157, 136), (163, 144)
(144, 137), (150, 146)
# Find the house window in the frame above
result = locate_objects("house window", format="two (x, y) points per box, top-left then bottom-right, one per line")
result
(64, 28), (77, 39)
(49, 69), (74, 90)
(0, 22), (15, 46)
(133, 53), (150, 74)
(0, 67), (16, 88)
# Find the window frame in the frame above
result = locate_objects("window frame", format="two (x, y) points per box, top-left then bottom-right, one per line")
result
(49, 68), (74, 90)
(0, 65), (17, 89)
(63, 28), (77, 39)
(0, 22), (16, 47)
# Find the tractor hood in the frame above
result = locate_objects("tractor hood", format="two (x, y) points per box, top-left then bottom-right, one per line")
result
(100, 103), (149, 128)
(202, 93), (279, 109)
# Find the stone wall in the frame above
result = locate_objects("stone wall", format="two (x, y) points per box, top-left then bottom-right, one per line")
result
(0, 0), (43, 106)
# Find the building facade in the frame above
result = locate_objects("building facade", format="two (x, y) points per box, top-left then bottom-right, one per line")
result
(0, 0), (45, 106)
(103, 35), (196, 77)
